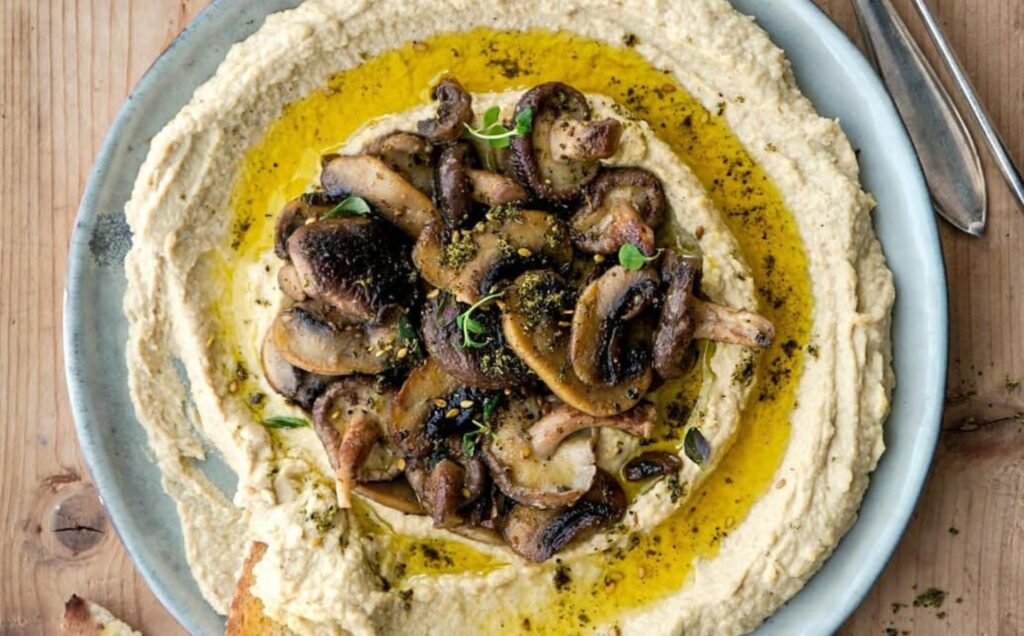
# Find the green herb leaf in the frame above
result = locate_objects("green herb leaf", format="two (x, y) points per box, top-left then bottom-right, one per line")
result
(683, 427), (711, 468)
(455, 291), (504, 349)
(482, 393), (502, 422)
(322, 195), (371, 219)
(514, 107), (534, 136)
(263, 415), (311, 429)
(618, 243), (662, 271)
(481, 105), (500, 128)
(396, 314), (422, 356)
(462, 419), (495, 458)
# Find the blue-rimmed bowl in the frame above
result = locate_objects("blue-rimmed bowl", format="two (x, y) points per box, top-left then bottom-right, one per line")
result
(64, 1), (947, 633)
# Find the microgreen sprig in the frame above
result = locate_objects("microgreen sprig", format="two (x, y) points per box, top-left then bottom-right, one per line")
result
(462, 394), (502, 457)
(263, 415), (310, 430)
(321, 195), (371, 219)
(618, 243), (663, 271)
(455, 291), (505, 349)
(464, 106), (534, 149)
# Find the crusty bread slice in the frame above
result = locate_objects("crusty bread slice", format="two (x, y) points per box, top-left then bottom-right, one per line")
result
(225, 542), (294, 636)
(62, 594), (142, 635)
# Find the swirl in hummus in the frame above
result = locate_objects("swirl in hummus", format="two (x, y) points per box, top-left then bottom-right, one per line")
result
(122, 1), (895, 634)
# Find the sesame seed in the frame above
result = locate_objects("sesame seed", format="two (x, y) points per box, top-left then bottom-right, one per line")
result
(426, 289), (440, 299)
(557, 321), (571, 327)
(434, 399), (447, 408)
(396, 458), (407, 470)
(517, 247), (533, 257)
(593, 254), (606, 263)
(459, 400), (474, 409)
(331, 410), (341, 420)
(445, 408), (460, 419)
(396, 347), (408, 359)
(227, 380), (238, 394)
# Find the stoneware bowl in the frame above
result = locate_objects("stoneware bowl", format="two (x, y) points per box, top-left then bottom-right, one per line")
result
(64, 0), (948, 633)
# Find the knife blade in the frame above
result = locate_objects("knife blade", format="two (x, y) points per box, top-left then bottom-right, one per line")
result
(852, 0), (987, 236)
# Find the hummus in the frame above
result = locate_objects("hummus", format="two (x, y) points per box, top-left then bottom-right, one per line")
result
(122, 0), (894, 634)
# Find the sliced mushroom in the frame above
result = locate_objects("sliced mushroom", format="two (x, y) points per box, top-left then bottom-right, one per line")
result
(287, 216), (416, 322)
(571, 168), (666, 255)
(388, 359), (498, 458)
(312, 378), (403, 507)
(654, 253), (775, 379)
(502, 271), (652, 416)
(653, 253), (700, 379)
(467, 170), (529, 207)
(273, 192), (335, 260)
(692, 299), (776, 348)
(412, 210), (572, 304)
(354, 478), (425, 515)
(405, 438), (488, 528)
(270, 303), (400, 376)
(623, 451), (683, 482)
(502, 469), (626, 563)
(528, 403), (656, 460)
(260, 333), (332, 410)
(364, 131), (435, 196)
(434, 143), (475, 227)
(569, 265), (659, 386)
(509, 82), (622, 201)
(480, 395), (597, 509)
(320, 154), (439, 238)
(420, 291), (532, 389)
(277, 264), (307, 302)
(417, 77), (474, 143)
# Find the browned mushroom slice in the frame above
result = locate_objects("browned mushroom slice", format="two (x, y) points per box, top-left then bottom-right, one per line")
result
(467, 169), (529, 207)
(388, 358), (499, 458)
(692, 299), (776, 348)
(260, 333), (332, 410)
(623, 451), (683, 482)
(312, 378), (403, 507)
(364, 131), (435, 196)
(502, 271), (652, 416)
(571, 168), (667, 255)
(435, 143), (475, 227)
(480, 396), (597, 509)
(417, 77), (474, 143)
(509, 82), (622, 201)
(277, 263), (306, 302)
(420, 291), (532, 390)
(273, 191), (335, 260)
(502, 469), (626, 563)
(569, 265), (659, 386)
(320, 154), (439, 238)
(270, 303), (400, 376)
(287, 216), (416, 322)
(412, 209), (572, 304)
(354, 479), (424, 515)
(405, 438), (488, 528)
(654, 253), (775, 379)
(653, 252), (700, 379)
(528, 403), (656, 460)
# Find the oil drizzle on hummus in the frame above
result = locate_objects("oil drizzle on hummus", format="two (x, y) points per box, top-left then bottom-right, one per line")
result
(221, 28), (811, 635)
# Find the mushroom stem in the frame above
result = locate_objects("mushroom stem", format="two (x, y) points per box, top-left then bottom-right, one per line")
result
(549, 117), (623, 163)
(528, 404), (656, 460)
(692, 298), (776, 348)
(335, 414), (382, 509)
(467, 169), (529, 206)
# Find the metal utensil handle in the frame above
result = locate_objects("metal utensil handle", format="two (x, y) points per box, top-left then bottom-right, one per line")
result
(910, 0), (1024, 210)
(852, 0), (987, 236)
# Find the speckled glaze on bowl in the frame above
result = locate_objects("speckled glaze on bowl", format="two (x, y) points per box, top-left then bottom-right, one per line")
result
(64, 1), (946, 633)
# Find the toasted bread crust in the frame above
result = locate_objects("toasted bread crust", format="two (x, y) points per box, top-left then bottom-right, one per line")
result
(225, 542), (293, 636)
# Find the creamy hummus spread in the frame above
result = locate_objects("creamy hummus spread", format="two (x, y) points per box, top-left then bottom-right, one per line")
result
(122, 1), (894, 634)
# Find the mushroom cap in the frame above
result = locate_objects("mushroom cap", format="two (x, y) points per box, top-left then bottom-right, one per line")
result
(420, 292), (532, 390)
(417, 77), (474, 143)
(527, 403), (656, 461)
(260, 332), (332, 411)
(481, 395), (597, 509)
(412, 209), (572, 304)
(434, 142), (476, 227)
(653, 252), (700, 379)
(364, 131), (435, 196)
(354, 479), (425, 515)
(569, 265), (660, 386)
(501, 271), (652, 416)
(509, 82), (621, 201)
(287, 216), (416, 322)
(273, 191), (335, 260)
(501, 469), (626, 563)
(320, 154), (440, 238)
(270, 303), (400, 376)
(571, 167), (667, 255)
(406, 437), (489, 528)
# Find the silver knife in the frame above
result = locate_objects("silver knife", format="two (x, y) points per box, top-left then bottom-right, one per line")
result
(852, 0), (987, 236)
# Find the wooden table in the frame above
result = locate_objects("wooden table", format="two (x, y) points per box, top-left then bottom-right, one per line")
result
(1, 1), (1020, 633)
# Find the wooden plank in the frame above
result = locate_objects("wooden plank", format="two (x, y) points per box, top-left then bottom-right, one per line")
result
(0, 0), (1018, 634)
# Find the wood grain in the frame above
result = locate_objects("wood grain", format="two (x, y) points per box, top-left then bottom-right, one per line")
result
(0, 1), (1019, 634)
